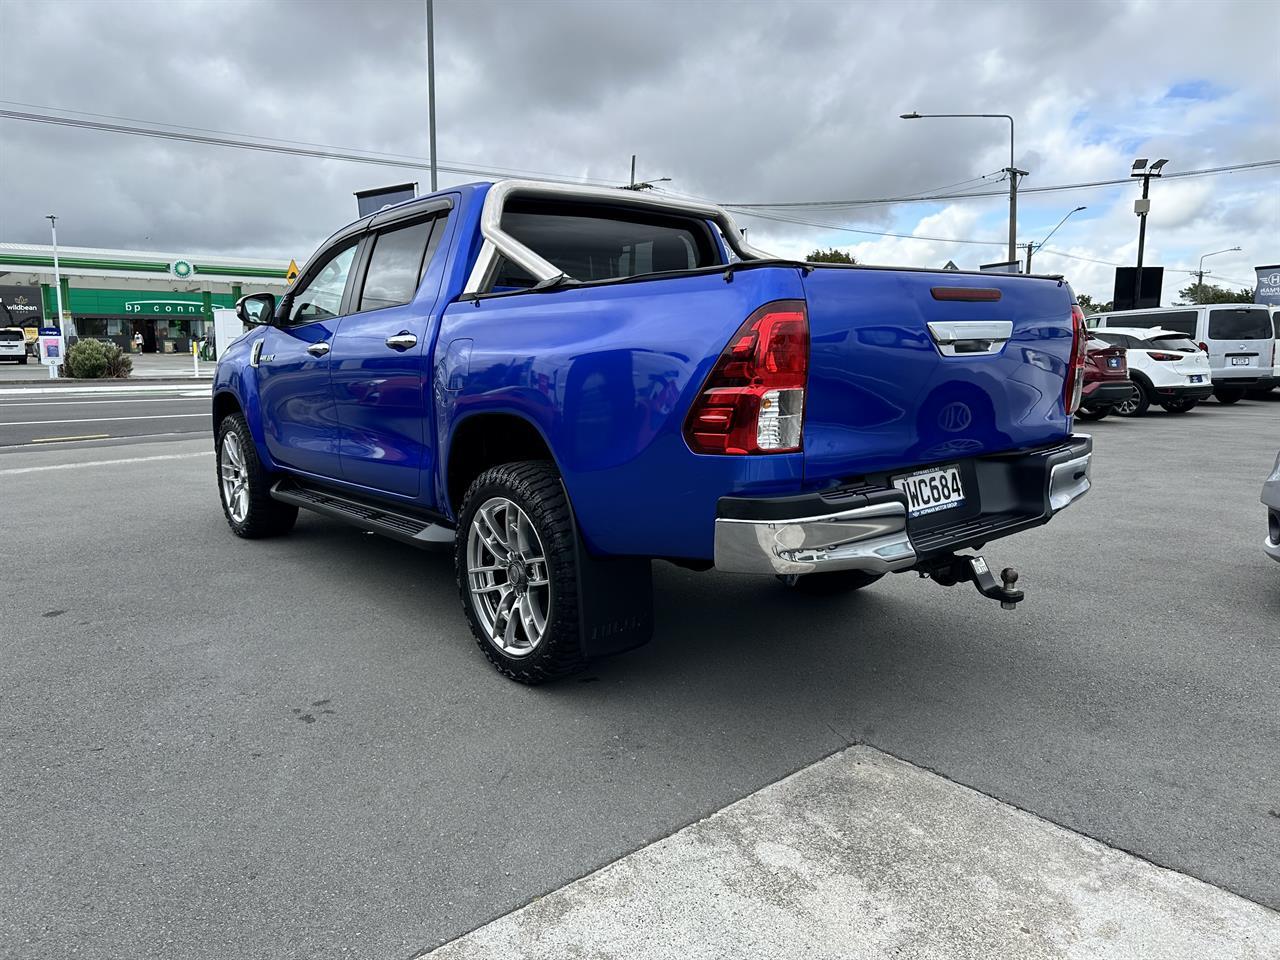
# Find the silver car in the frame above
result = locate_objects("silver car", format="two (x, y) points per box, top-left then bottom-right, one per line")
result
(1264, 451), (1280, 561)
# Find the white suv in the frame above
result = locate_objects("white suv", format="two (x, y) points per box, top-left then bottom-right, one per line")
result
(1089, 327), (1213, 415)
(0, 327), (29, 364)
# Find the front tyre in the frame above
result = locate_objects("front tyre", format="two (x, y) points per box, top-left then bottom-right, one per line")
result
(1214, 388), (1244, 405)
(778, 570), (884, 595)
(455, 461), (585, 684)
(216, 414), (298, 538)
(1161, 398), (1198, 413)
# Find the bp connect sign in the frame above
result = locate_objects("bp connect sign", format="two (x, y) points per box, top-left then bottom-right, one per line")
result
(125, 299), (206, 315)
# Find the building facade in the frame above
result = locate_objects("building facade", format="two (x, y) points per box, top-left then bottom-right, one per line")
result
(0, 243), (290, 354)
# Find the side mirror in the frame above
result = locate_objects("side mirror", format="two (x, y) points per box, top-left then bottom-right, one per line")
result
(236, 293), (277, 326)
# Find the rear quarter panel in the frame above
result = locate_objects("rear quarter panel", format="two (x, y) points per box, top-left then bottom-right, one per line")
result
(435, 268), (807, 559)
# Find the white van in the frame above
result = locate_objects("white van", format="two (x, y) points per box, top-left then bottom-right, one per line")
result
(1086, 305), (1275, 403)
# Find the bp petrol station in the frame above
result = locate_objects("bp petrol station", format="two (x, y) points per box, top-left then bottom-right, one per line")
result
(0, 243), (292, 355)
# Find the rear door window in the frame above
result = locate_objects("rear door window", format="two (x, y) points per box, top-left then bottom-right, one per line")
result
(358, 217), (440, 312)
(487, 201), (720, 291)
(0, 329), (24, 342)
(1207, 307), (1272, 339)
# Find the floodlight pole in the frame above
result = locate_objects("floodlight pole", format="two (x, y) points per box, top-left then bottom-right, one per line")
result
(426, 0), (437, 192)
(1131, 161), (1167, 307)
(899, 112), (1021, 263)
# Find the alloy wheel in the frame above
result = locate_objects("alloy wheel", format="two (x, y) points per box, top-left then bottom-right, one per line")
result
(466, 497), (551, 658)
(219, 432), (250, 523)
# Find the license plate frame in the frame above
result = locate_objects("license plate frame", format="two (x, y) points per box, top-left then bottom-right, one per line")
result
(1189, 375), (1204, 383)
(892, 463), (966, 519)
(1106, 357), (1122, 369)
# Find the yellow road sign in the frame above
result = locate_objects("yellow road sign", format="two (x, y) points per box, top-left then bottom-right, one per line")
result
(285, 259), (300, 284)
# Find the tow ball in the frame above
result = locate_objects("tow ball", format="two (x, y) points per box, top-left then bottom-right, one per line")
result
(919, 554), (1024, 610)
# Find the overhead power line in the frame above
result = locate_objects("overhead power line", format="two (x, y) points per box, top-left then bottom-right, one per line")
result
(0, 105), (624, 188)
(732, 207), (1006, 247)
(725, 159), (1280, 209)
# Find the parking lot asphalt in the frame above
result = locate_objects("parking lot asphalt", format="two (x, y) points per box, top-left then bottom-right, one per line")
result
(2, 399), (1278, 959)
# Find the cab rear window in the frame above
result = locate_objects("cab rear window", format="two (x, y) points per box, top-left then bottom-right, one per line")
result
(490, 201), (720, 291)
(1145, 336), (1198, 352)
(1208, 307), (1271, 340)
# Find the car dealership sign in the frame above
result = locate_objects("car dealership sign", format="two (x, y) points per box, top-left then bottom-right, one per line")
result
(1254, 265), (1280, 306)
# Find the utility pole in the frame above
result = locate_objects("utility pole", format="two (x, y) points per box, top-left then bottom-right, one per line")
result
(1130, 159), (1168, 307)
(630, 154), (636, 190)
(622, 156), (671, 191)
(426, 0), (437, 192)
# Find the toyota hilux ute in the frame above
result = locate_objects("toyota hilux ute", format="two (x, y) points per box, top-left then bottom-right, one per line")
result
(213, 180), (1093, 683)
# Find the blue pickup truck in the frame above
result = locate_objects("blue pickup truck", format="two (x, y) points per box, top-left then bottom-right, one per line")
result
(214, 180), (1093, 683)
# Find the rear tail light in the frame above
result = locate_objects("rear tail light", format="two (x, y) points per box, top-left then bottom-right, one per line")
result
(1197, 341), (1210, 354)
(1065, 304), (1087, 416)
(1148, 351), (1182, 361)
(684, 300), (808, 454)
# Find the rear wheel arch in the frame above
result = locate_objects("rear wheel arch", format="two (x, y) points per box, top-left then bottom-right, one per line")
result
(445, 413), (560, 519)
(1128, 369), (1156, 397)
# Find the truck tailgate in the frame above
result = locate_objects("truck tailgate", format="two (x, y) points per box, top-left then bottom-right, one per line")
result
(800, 267), (1074, 484)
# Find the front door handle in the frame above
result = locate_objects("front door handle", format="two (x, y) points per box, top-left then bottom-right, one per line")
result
(385, 332), (418, 351)
(307, 342), (331, 357)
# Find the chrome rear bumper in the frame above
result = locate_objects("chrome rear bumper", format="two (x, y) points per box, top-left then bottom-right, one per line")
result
(714, 435), (1092, 576)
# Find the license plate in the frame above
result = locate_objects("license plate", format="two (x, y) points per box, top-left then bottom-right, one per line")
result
(1106, 357), (1122, 368)
(893, 464), (965, 518)
(1189, 375), (1203, 383)
(1231, 357), (1251, 366)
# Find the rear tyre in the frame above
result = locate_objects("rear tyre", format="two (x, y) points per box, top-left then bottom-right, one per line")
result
(1113, 385), (1149, 417)
(216, 414), (298, 539)
(1214, 388), (1244, 405)
(18, 355), (28, 365)
(777, 570), (885, 595)
(1161, 398), (1198, 413)
(1075, 404), (1110, 421)
(455, 461), (586, 684)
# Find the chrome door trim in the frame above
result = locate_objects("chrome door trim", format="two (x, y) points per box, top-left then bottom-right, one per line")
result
(927, 320), (1014, 356)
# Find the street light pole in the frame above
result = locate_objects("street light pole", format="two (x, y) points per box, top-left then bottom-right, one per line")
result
(46, 215), (65, 379)
(1024, 205), (1087, 274)
(1196, 246), (1242, 288)
(426, 0), (437, 192)
(900, 111), (1022, 264)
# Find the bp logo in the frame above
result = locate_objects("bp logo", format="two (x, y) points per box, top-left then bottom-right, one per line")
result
(170, 259), (194, 279)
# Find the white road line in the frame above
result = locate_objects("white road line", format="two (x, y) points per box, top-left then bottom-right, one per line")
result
(0, 451), (212, 475)
(3, 397), (204, 407)
(3, 413), (209, 426)
(0, 384), (212, 397)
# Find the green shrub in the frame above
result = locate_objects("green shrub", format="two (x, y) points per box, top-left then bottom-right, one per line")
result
(65, 338), (109, 379)
(103, 342), (133, 379)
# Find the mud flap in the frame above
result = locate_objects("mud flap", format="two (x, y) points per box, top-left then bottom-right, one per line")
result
(562, 482), (654, 660)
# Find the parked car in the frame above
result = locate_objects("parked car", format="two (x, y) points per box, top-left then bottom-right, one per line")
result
(1265, 451), (1280, 562)
(1076, 338), (1132, 421)
(213, 180), (1093, 683)
(1087, 305), (1275, 403)
(0, 326), (29, 364)
(1089, 327), (1212, 415)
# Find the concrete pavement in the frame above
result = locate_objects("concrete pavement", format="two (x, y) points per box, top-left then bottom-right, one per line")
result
(427, 745), (1280, 960)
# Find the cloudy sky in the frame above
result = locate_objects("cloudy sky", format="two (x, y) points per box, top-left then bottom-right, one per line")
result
(0, 0), (1276, 304)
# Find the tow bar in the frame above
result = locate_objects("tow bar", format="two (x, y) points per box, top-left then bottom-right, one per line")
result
(919, 554), (1024, 610)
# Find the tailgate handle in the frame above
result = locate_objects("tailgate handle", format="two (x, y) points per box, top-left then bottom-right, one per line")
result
(927, 320), (1013, 357)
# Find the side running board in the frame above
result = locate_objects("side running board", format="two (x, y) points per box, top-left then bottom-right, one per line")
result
(270, 479), (455, 548)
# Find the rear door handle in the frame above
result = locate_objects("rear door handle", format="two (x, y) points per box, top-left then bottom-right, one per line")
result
(306, 342), (331, 357)
(385, 332), (418, 351)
